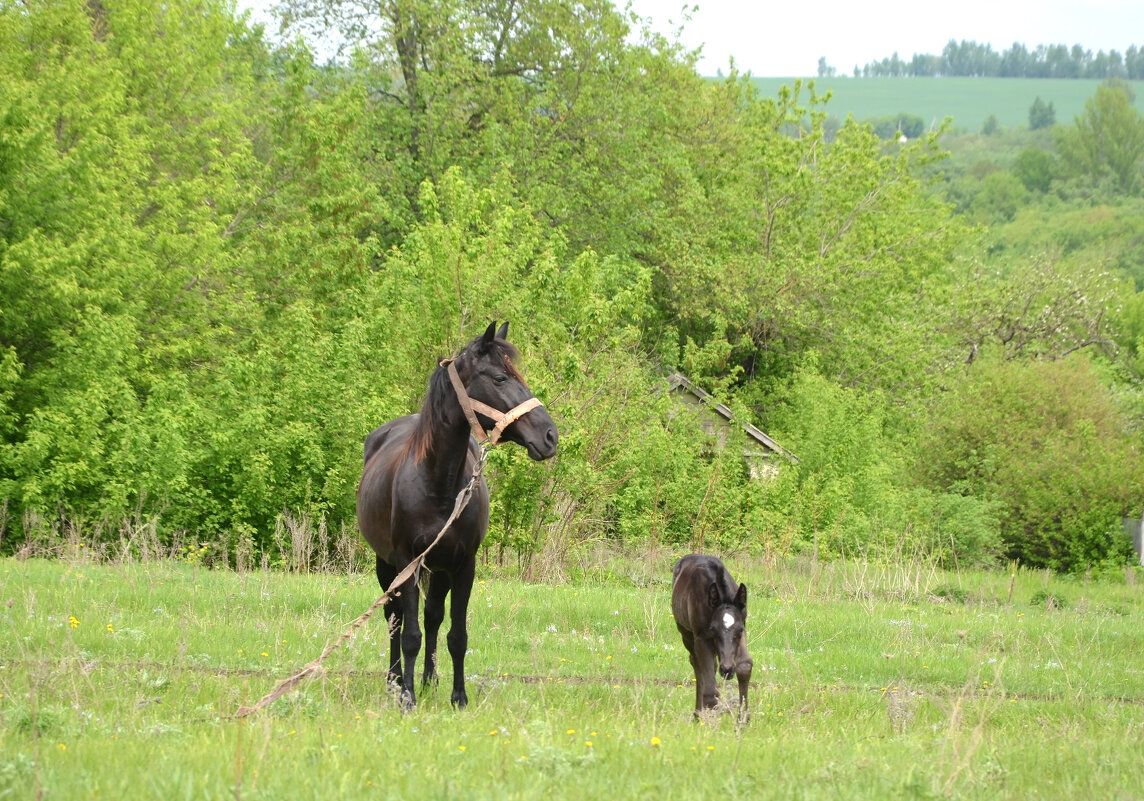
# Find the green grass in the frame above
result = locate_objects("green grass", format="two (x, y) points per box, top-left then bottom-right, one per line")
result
(3, 553), (1144, 799)
(748, 77), (1144, 132)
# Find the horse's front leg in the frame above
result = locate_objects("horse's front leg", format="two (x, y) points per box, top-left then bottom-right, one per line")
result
(446, 557), (476, 708)
(422, 571), (451, 688)
(396, 572), (422, 710)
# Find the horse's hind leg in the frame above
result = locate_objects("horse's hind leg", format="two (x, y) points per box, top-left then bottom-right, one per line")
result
(446, 556), (476, 708)
(376, 558), (402, 688)
(422, 571), (451, 688)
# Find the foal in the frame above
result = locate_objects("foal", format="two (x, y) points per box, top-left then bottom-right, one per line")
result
(671, 554), (753, 720)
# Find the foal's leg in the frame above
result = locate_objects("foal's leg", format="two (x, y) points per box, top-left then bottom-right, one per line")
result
(735, 657), (753, 723)
(677, 628), (704, 717)
(446, 556), (476, 708)
(734, 636), (753, 722)
(692, 639), (719, 712)
(422, 571), (451, 687)
(376, 558), (402, 687)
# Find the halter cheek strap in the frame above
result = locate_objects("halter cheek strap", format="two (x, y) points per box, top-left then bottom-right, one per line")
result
(444, 360), (544, 447)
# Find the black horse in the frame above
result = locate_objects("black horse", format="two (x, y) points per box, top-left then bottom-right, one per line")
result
(357, 322), (557, 709)
(671, 554), (753, 720)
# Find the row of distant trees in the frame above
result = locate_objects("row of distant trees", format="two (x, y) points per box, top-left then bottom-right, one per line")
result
(819, 40), (1144, 79)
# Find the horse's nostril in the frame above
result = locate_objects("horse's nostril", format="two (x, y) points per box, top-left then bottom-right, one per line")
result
(546, 427), (558, 447)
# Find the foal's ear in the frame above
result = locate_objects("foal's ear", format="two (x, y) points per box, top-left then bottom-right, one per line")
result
(707, 581), (721, 609)
(481, 321), (498, 349)
(496, 321), (509, 340)
(734, 582), (747, 612)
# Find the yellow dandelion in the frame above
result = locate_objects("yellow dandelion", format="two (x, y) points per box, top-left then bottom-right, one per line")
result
(489, 730), (499, 736)
(585, 741), (594, 747)
(650, 737), (661, 747)
(69, 616), (79, 628)
(707, 745), (715, 751)
(458, 745), (466, 752)
(106, 623), (114, 633)
(566, 729), (575, 735)
(57, 743), (67, 751)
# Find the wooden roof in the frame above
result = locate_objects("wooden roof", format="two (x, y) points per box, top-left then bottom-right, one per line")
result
(665, 373), (799, 464)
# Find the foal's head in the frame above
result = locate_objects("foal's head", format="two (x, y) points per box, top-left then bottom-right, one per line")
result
(705, 581), (748, 679)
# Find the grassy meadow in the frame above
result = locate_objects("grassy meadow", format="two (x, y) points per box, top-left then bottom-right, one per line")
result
(748, 77), (1144, 131)
(3, 550), (1144, 800)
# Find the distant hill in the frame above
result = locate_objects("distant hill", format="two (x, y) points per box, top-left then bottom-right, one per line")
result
(747, 77), (1144, 132)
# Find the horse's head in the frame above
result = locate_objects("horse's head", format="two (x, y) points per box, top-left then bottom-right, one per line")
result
(706, 580), (748, 680)
(453, 321), (558, 460)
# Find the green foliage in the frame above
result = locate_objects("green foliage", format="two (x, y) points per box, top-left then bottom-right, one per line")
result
(1012, 146), (1058, 192)
(970, 172), (1028, 223)
(2, 0), (1141, 575)
(919, 357), (1143, 571)
(865, 113), (926, 140)
(1028, 96), (1056, 129)
(1055, 83), (1144, 195)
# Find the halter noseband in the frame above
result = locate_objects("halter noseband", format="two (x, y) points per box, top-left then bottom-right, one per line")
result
(443, 359), (544, 447)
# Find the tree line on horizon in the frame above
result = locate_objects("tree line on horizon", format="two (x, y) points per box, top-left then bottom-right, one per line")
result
(818, 39), (1144, 79)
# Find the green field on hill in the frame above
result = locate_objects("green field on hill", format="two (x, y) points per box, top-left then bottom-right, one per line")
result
(748, 77), (1144, 132)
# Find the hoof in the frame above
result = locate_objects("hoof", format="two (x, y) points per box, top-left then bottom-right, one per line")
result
(451, 691), (468, 709)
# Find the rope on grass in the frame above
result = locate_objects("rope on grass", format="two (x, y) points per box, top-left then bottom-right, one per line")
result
(234, 447), (489, 718)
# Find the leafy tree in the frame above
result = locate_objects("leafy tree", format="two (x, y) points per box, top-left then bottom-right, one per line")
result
(970, 172), (1027, 223)
(943, 247), (1121, 364)
(1055, 83), (1144, 195)
(1012, 147), (1058, 192)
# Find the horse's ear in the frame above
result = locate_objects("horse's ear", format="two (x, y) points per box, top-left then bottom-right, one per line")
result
(496, 321), (509, 340)
(707, 581), (721, 609)
(480, 321), (498, 349)
(734, 582), (747, 611)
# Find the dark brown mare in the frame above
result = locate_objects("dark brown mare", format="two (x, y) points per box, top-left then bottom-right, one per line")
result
(671, 554), (753, 720)
(357, 322), (557, 709)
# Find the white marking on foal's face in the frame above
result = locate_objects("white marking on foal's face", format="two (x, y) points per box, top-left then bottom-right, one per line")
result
(723, 612), (734, 630)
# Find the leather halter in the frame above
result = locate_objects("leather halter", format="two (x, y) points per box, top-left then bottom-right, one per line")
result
(443, 359), (544, 447)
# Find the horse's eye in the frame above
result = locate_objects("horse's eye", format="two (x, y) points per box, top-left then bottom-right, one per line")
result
(493, 374), (509, 384)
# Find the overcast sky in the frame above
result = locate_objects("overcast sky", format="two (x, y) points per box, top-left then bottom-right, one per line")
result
(238, 0), (1144, 78)
(626, 0), (1144, 76)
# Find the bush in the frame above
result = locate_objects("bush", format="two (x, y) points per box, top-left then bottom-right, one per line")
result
(918, 356), (1144, 572)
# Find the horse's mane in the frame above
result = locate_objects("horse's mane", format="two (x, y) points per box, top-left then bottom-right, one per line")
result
(405, 336), (523, 464)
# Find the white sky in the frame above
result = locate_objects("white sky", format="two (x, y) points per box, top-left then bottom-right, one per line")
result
(237, 0), (1144, 78)
(626, 0), (1144, 76)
